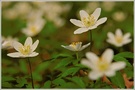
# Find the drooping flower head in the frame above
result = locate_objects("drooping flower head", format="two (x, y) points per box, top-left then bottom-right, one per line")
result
(61, 42), (90, 52)
(7, 37), (39, 58)
(70, 8), (107, 34)
(107, 29), (132, 47)
(81, 48), (126, 80)
(2, 36), (18, 49)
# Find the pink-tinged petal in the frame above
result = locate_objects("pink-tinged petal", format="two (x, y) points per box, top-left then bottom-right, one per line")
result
(24, 37), (32, 46)
(88, 71), (103, 80)
(29, 52), (39, 57)
(70, 19), (84, 27)
(123, 33), (131, 40)
(101, 48), (114, 63)
(31, 40), (39, 52)
(81, 59), (95, 69)
(74, 27), (89, 34)
(95, 17), (107, 26)
(92, 8), (101, 21)
(110, 61), (126, 71)
(7, 52), (21, 58)
(86, 52), (99, 64)
(76, 42), (82, 50)
(115, 29), (123, 37)
(123, 39), (132, 45)
(80, 10), (89, 20)
(13, 41), (23, 52)
(80, 43), (90, 51)
(61, 45), (75, 51)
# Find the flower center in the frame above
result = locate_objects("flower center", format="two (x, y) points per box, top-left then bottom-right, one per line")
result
(82, 15), (95, 27)
(19, 45), (31, 55)
(97, 58), (109, 72)
(70, 42), (81, 49)
(30, 26), (37, 34)
(116, 36), (123, 43)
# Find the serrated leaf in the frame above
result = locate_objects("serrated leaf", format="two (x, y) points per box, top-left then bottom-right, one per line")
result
(15, 77), (27, 87)
(43, 80), (51, 88)
(60, 67), (80, 77)
(113, 55), (131, 67)
(116, 52), (133, 58)
(110, 72), (125, 88)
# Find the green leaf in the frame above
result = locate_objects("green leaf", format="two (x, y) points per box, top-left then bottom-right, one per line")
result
(68, 76), (86, 88)
(15, 77), (27, 87)
(52, 78), (66, 86)
(43, 80), (51, 88)
(54, 58), (73, 69)
(2, 82), (12, 88)
(124, 66), (133, 78)
(115, 52), (133, 58)
(113, 55), (131, 67)
(52, 53), (72, 59)
(2, 76), (15, 82)
(60, 67), (80, 77)
(110, 71), (125, 88)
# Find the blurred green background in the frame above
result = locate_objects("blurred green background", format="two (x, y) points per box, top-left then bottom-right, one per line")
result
(2, 1), (133, 89)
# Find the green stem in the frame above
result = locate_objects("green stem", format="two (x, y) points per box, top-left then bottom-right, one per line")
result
(27, 58), (34, 89)
(89, 30), (92, 51)
(76, 52), (79, 60)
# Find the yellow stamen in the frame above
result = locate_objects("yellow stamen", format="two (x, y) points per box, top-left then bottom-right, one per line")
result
(30, 26), (37, 34)
(82, 15), (95, 27)
(19, 45), (31, 55)
(70, 42), (81, 49)
(116, 36), (123, 43)
(97, 58), (109, 72)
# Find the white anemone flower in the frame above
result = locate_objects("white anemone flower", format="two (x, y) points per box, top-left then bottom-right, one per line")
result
(70, 8), (107, 34)
(107, 29), (132, 47)
(81, 48), (126, 80)
(61, 42), (90, 51)
(22, 18), (45, 37)
(2, 36), (18, 49)
(7, 37), (39, 58)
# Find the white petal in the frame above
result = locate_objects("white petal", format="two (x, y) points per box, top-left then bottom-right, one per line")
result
(24, 37), (32, 46)
(81, 59), (94, 69)
(123, 33), (131, 40)
(107, 32), (115, 40)
(95, 17), (107, 26)
(29, 52), (39, 57)
(61, 45), (75, 51)
(92, 8), (101, 21)
(80, 10), (89, 20)
(74, 27), (89, 34)
(13, 41), (23, 52)
(31, 40), (39, 52)
(88, 25), (97, 30)
(80, 42), (90, 51)
(86, 52), (99, 63)
(7, 52), (21, 58)
(70, 19), (84, 27)
(115, 29), (123, 37)
(104, 69), (116, 77)
(123, 39), (132, 45)
(88, 71), (103, 80)
(101, 48), (114, 63)
(110, 61), (126, 71)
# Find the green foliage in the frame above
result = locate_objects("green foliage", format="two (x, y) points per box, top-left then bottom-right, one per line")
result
(109, 72), (125, 88)
(43, 80), (51, 88)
